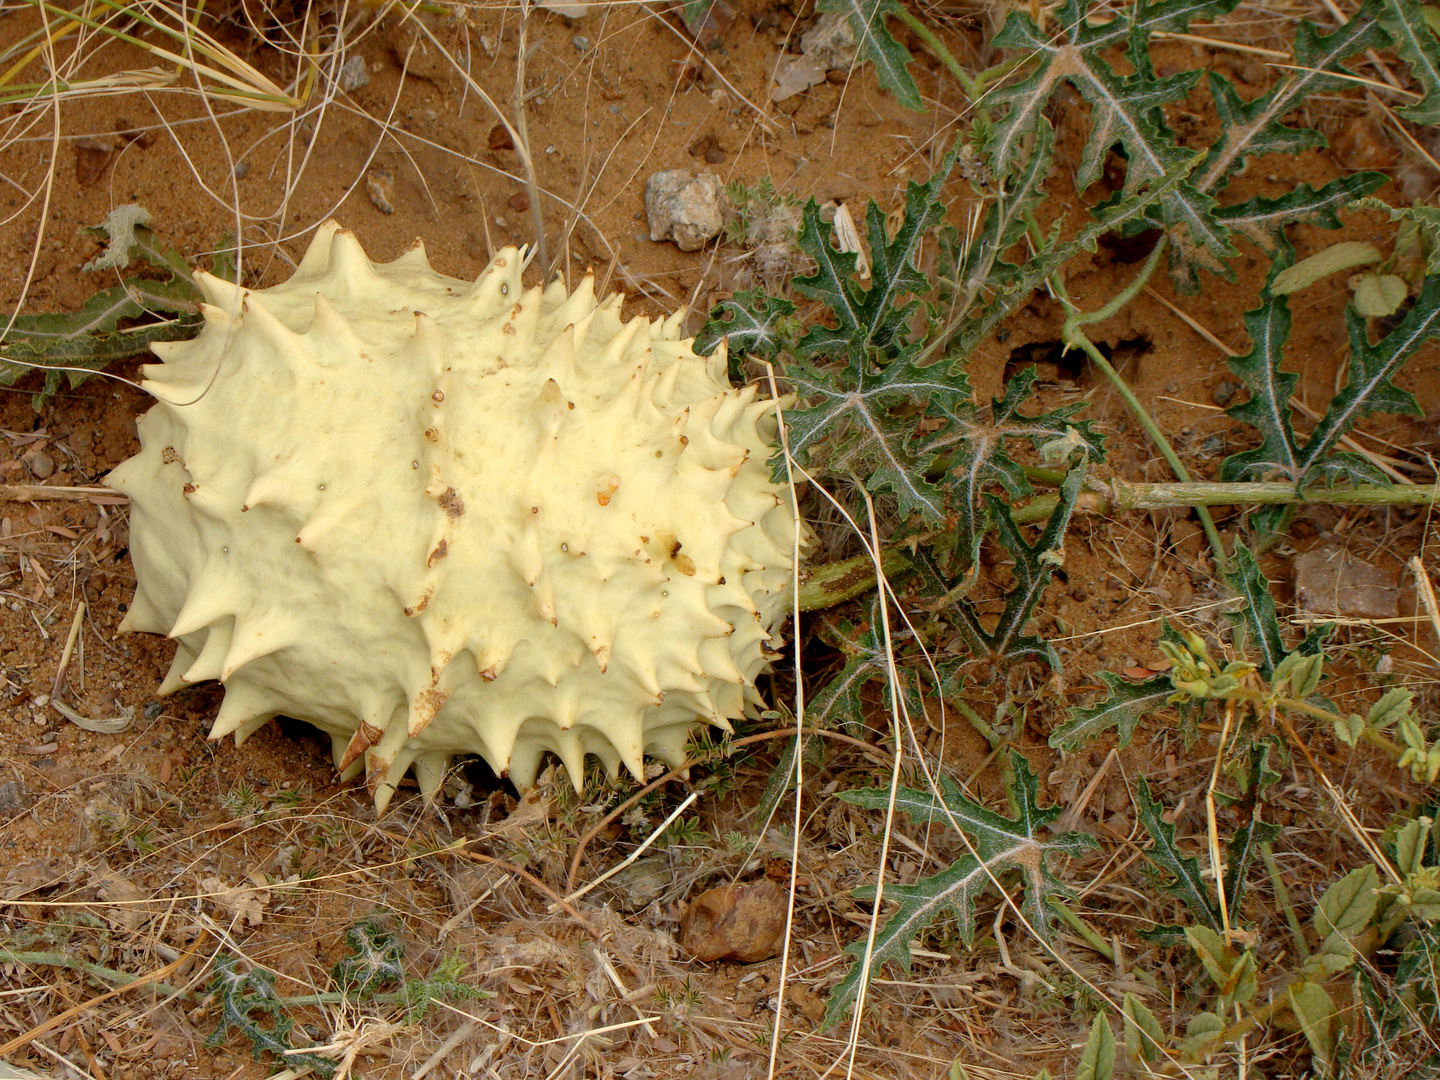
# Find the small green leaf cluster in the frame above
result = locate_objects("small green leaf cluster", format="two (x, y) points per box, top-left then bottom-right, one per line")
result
(1335, 688), (1440, 784)
(205, 916), (487, 1073)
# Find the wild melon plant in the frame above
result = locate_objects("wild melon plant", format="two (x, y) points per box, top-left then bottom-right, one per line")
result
(5, 0), (1440, 1071)
(698, 0), (1440, 1068)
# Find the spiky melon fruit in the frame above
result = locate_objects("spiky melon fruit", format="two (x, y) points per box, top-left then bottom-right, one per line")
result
(107, 222), (802, 813)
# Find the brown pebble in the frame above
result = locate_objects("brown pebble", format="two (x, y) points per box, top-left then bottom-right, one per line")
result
(75, 137), (115, 186)
(27, 452), (55, 480)
(366, 167), (396, 215)
(488, 123), (514, 151)
(679, 877), (786, 963)
(1330, 116), (1398, 172)
(508, 192), (530, 212)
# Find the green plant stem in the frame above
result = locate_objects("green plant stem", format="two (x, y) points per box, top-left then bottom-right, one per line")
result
(1011, 478), (1440, 524)
(1202, 687), (1405, 757)
(952, 696), (1002, 749)
(888, 6), (979, 102)
(1071, 231), (1172, 331)
(1050, 901), (1116, 962)
(798, 480), (1440, 609)
(1268, 694), (1404, 757)
(1021, 213), (1228, 570)
(797, 547), (914, 611)
(0, 949), (186, 997)
(1260, 841), (1309, 960)
(1051, 243), (1230, 571)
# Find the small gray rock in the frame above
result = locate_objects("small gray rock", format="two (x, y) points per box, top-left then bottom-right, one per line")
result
(1211, 380), (1240, 406)
(27, 451), (55, 480)
(645, 170), (723, 252)
(602, 855), (673, 912)
(0, 779), (25, 812)
(801, 11), (858, 72)
(572, 35), (592, 52)
(1294, 544), (1400, 620)
(338, 55), (370, 93)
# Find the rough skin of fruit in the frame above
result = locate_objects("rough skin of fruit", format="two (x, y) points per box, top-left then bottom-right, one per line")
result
(107, 222), (803, 813)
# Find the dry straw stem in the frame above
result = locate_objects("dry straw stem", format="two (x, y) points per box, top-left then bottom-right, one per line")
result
(0, 938), (201, 1058)
(0, 0), (301, 110)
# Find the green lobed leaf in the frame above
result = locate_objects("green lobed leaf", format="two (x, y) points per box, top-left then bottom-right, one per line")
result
(1135, 776), (1222, 933)
(948, 144), (1206, 360)
(807, 603), (896, 732)
(1194, 11), (1389, 196)
(1314, 865), (1380, 941)
(813, 0), (922, 110)
(1122, 992), (1165, 1065)
(1271, 242), (1383, 295)
(1374, 0), (1440, 125)
(1050, 671), (1174, 751)
(760, 142), (974, 521)
(946, 462), (1087, 667)
(1289, 981), (1339, 1070)
(823, 750), (1096, 1027)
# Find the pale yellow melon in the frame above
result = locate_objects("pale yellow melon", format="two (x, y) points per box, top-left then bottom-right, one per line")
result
(108, 223), (802, 812)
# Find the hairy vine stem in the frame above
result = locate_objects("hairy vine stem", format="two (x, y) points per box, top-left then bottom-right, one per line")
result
(796, 479), (1440, 610)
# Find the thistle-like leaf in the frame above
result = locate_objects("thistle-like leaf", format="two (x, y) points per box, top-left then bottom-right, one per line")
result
(711, 148), (967, 521)
(1049, 671), (1174, 752)
(948, 141), (1206, 360)
(808, 604), (894, 733)
(985, 0), (1409, 287)
(1222, 270), (1437, 497)
(1134, 776), (1222, 936)
(1222, 542), (1331, 678)
(693, 289), (797, 374)
(946, 463), (1087, 667)
(790, 168), (948, 370)
(813, 0), (922, 111)
(1223, 816), (1281, 919)
(206, 954), (336, 1077)
(1194, 12), (1389, 196)
(923, 366), (1104, 582)
(0, 215), (232, 409)
(988, 0), (1238, 278)
(782, 351), (966, 522)
(1222, 542), (1288, 677)
(1374, 0), (1440, 125)
(0, 279), (201, 408)
(331, 916), (406, 995)
(1216, 175), (1388, 261)
(823, 750), (1096, 1027)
